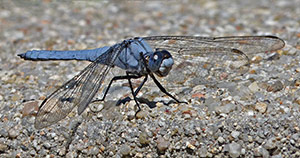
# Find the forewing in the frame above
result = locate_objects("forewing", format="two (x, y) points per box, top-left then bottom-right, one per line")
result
(34, 47), (117, 129)
(142, 35), (285, 56)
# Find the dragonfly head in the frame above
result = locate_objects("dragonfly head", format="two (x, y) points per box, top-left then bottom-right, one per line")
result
(148, 50), (174, 77)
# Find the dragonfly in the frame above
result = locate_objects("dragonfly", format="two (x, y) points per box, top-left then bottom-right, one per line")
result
(18, 35), (285, 129)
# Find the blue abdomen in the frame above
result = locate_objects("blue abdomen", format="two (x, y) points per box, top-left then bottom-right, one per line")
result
(18, 46), (111, 62)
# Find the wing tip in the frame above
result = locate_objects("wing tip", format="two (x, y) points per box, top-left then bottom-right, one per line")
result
(268, 36), (285, 50)
(34, 121), (46, 130)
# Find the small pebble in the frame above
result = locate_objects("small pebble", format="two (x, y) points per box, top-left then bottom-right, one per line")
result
(22, 100), (39, 117)
(43, 142), (51, 149)
(264, 137), (277, 150)
(227, 142), (241, 158)
(254, 146), (269, 157)
(217, 136), (225, 144)
(231, 131), (240, 139)
(120, 144), (131, 156)
(255, 102), (268, 113)
(135, 153), (143, 158)
(198, 146), (208, 158)
(248, 82), (261, 92)
(186, 142), (196, 150)
(216, 103), (236, 114)
(136, 111), (147, 119)
(267, 81), (284, 92)
(8, 128), (19, 139)
(0, 143), (8, 152)
(88, 146), (99, 156)
(157, 137), (169, 152)
(139, 132), (150, 145)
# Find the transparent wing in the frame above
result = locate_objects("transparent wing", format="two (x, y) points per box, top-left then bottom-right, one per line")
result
(142, 35), (285, 89)
(34, 47), (119, 129)
(142, 35), (285, 56)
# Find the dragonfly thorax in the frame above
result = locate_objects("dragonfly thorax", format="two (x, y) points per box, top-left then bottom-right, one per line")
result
(148, 50), (174, 77)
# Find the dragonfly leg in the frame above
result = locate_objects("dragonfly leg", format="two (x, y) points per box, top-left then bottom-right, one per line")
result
(133, 75), (148, 96)
(149, 73), (187, 104)
(91, 75), (141, 103)
(116, 75), (148, 106)
(126, 72), (145, 116)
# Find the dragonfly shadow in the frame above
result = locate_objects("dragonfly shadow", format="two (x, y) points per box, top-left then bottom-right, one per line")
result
(116, 96), (177, 109)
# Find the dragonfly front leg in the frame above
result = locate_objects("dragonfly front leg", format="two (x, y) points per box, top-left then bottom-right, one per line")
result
(149, 73), (187, 104)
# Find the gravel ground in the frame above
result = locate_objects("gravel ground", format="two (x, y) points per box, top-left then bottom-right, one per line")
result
(1, 0), (300, 157)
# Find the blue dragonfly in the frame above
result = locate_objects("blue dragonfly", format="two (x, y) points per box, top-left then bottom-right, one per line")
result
(18, 35), (285, 129)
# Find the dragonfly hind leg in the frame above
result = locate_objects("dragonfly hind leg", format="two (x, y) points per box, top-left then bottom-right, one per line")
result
(116, 75), (148, 106)
(91, 72), (148, 116)
(91, 74), (142, 103)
